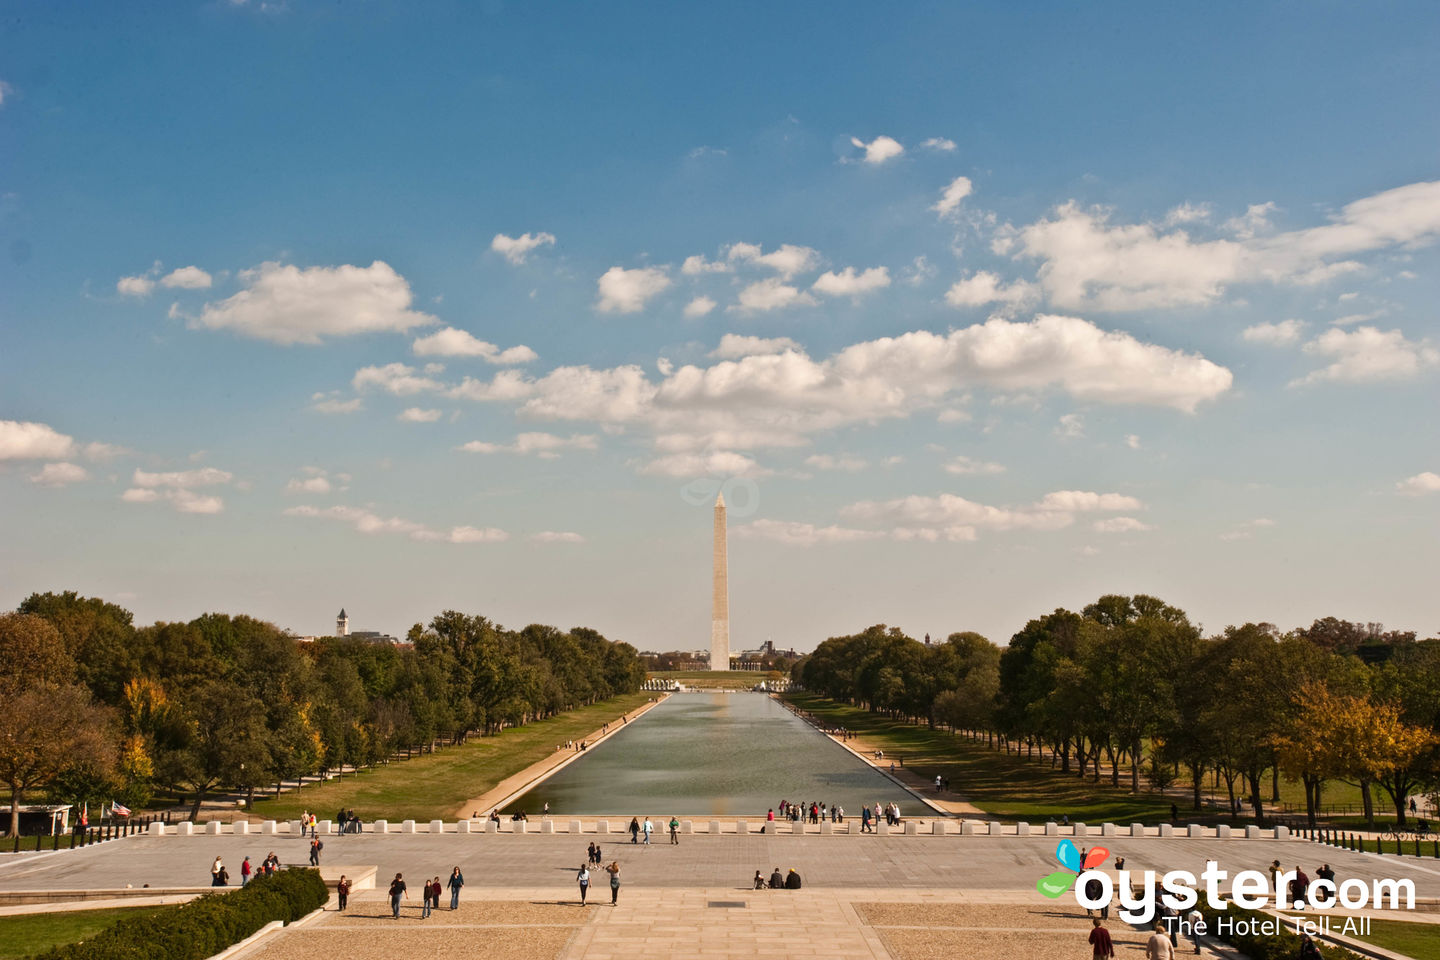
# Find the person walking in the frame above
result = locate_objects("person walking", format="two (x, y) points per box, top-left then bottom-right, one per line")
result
(642, 817), (653, 845)
(861, 806), (872, 833)
(1145, 923), (1176, 959)
(211, 856), (224, 886)
(336, 875), (350, 911)
(309, 838), (322, 866)
(1185, 908), (1204, 954)
(240, 856), (251, 887)
(420, 877), (433, 918)
(448, 866), (464, 910)
(668, 817), (680, 844)
(605, 860), (621, 904)
(1089, 919), (1115, 958)
(388, 873), (408, 919)
(629, 816), (640, 844)
(577, 864), (590, 904)
(588, 841), (597, 864)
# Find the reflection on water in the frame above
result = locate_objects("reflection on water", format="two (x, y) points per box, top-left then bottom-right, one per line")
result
(501, 692), (911, 815)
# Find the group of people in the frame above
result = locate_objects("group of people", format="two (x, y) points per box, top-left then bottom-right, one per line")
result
(212, 851), (282, 887)
(753, 867), (803, 889)
(860, 801), (903, 831)
(293, 809), (363, 835)
(575, 856), (622, 904)
(1268, 859), (1338, 904)
(334, 808), (363, 834)
(385, 868), (465, 919)
(771, 800), (848, 824)
(625, 815), (679, 844)
(557, 740), (590, 752)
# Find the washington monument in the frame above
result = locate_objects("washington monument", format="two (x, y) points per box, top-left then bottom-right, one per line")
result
(710, 491), (730, 671)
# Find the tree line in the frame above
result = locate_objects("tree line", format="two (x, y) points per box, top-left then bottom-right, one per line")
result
(0, 592), (646, 834)
(795, 595), (1439, 827)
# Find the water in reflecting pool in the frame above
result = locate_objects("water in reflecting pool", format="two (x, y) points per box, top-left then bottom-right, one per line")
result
(502, 692), (912, 816)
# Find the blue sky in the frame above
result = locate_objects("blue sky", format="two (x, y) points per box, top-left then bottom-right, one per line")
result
(2, 1), (1437, 649)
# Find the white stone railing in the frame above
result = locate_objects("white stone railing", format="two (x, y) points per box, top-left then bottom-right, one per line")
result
(148, 818), (1295, 840)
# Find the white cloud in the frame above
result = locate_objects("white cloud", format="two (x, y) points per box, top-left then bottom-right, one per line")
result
(1125, 434), (1141, 450)
(398, 407), (443, 423)
(1016, 181), (1440, 311)
(726, 242), (821, 279)
(411, 327), (537, 364)
(812, 266), (891, 298)
(937, 409), (971, 424)
(160, 266), (212, 289)
(1223, 202), (1277, 240)
(82, 442), (130, 462)
(840, 488), (1141, 540)
(635, 451), (763, 478)
(684, 296), (717, 319)
(29, 462), (89, 486)
(1241, 319), (1306, 346)
(122, 475), (227, 514)
(1056, 413), (1086, 438)
(490, 231), (556, 265)
(710, 334), (802, 359)
(903, 255), (936, 286)
(942, 455), (1005, 475)
(457, 432), (598, 458)
(531, 530), (585, 544)
(731, 278), (817, 312)
(921, 137), (957, 152)
(191, 261), (436, 344)
(932, 175), (973, 218)
(1164, 202), (1212, 226)
(595, 266), (671, 314)
(353, 362), (444, 396)
(0, 420), (76, 460)
(734, 519), (887, 546)
(117, 275), (155, 297)
(0, 80), (11, 107)
(285, 475), (333, 494)
(849, 135), (904, 165)
(132, 467), (233, 488)
(945, 270), (1037, 308)
(1397, 471), (1440, 496)
(1092, 516), (1153, 533)
(805, 454), (868, 472)
(1332, 311), (1383, 327)
(285, 504), (507, 543)
(444, 314), (1231, 463)
(1292, 326), (1440, 386)
(681, 255), (731, 275)
(311, 391), (364, 414)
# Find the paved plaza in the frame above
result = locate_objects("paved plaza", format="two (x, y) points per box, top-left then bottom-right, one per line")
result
(4, 829), (1440, 959)
(2, 830), (1438, 897)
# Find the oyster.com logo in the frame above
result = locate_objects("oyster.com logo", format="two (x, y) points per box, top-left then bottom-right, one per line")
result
(1036, 839), (1109, 898)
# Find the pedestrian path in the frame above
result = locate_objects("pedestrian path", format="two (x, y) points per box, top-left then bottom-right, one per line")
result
(232, 888), (1245, 960)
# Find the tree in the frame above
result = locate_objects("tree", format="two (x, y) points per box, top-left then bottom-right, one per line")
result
(0, 684), (115, 837)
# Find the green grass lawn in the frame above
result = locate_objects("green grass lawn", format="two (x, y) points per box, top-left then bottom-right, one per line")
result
(1357, 919), (1440, 960)
(0, 905), (175, 959)
(784, 692), (1181, 823)
(247, 692), (654, 822)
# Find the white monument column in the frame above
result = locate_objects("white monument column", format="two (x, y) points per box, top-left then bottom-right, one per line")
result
(710, 493), (730, 671)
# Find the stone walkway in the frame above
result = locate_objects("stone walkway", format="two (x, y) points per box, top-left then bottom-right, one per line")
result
(455, 697), (670, 819)
(234, 888), (1234, 960)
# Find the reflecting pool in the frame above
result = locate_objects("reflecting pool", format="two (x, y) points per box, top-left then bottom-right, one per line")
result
(502, 692), (912, 816)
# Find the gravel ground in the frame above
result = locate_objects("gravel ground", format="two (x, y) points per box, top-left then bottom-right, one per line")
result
(876, 927), (1153, 959)
(856, 902), (1098, 928)
(242, 926), (579, 960)
(318, 898), (593, 926)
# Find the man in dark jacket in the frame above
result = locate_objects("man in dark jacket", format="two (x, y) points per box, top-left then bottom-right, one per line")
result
(785, 868), (802, 889)
(768, 867), (784, 889)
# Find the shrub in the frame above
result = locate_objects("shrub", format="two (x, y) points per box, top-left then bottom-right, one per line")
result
(1199, 902), (1366, 960)
(30, 868), (329, 960)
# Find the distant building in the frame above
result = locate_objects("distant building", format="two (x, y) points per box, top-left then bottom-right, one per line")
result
(336, 608), (350, 637)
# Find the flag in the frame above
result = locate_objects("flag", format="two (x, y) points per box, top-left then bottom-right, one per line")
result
(80, 802), (88, 827)
(111, 801), (132, 817)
